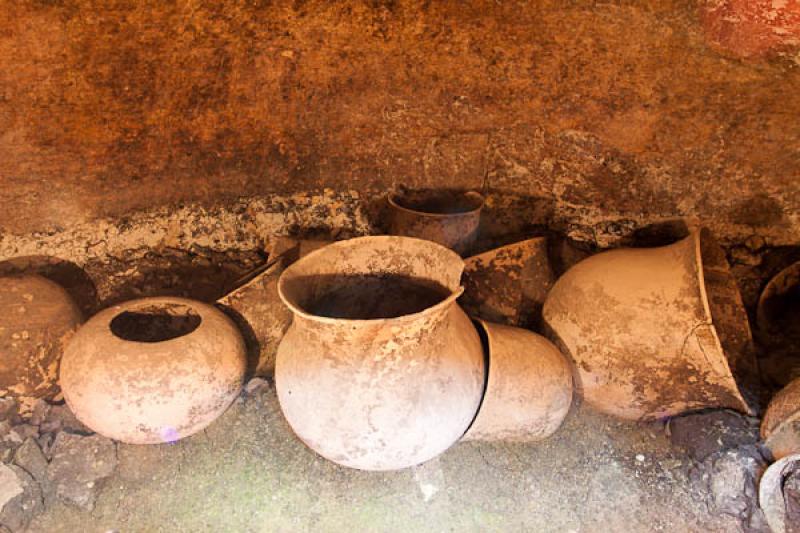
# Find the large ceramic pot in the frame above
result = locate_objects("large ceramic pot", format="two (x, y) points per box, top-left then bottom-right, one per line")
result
(60, 297), (246, 444)
(543, 228), (757, 421)
(0, 275), (83, 413)
(388, 188), (484, 255)
(462, 320), (572, 442)
(276, 236), (485, 471)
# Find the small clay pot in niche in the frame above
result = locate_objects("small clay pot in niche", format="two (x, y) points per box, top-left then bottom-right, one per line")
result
(387, 188), (484, 255)
(0, 275), (83, 413)
(543, 228), (758, 421)
(60, 296), (246, 444)
(275, 236), (485, 471)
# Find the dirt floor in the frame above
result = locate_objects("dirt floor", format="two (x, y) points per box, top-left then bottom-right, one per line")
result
(26, 384), (750, 533)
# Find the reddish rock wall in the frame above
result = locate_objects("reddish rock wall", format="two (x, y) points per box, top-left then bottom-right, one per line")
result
(0, 0), (798, 247)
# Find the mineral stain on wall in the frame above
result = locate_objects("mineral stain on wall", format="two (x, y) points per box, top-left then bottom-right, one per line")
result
(0, 0), (797, 248)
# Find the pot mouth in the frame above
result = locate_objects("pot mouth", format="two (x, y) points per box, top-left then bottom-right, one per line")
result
(278, 236), (465, 324)
(693, 228), (758, 413)
(757, 260), (800, 345)
(388, 188), (485, 218)
(109, 301), (202, 343)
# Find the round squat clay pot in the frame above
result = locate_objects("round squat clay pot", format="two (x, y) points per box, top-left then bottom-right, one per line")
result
(0, 275), (83, 412)
(388, 188), (484, 256)
(276, 236), (485, 471)
(60, 297), (246, 444)
(462, 320), (573, 442)
(762, 377), (800, 460)
(542, 228), (757, 421)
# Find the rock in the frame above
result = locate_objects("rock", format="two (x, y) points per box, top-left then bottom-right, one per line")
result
(28, 399), (50, 427)
(0, 399), (17, 423)
(0, 422), (11, 442)
(704, 446), (766, 520)
(0, 444), (14, 464)
(0, 464), (43, 531)
(244, 377), (270, 396)
(8, 424), (38, 443)
(47, 433), (117, 511)
(40, 404), (92, 435)
(13, 438), (48, 487)
(668, 410), (759, 461)
(0, 464), (23, 511)
(36, 433), (54, 460)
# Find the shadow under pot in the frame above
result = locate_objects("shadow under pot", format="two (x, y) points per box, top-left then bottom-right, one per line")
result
(275, 236), (485, 471)
(543, 228), (758, 421)
(387, 188), (484, 256)
(60, 297), (246, 444)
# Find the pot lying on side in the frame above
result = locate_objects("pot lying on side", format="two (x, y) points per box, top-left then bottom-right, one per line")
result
(543, 228), (757, 421)
(462, 320), (573, 442)
(276, 236), (485, 471)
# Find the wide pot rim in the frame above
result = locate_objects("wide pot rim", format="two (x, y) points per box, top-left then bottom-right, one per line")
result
(691, 228), (756, 415)
(277, 235), (466, 326)
(88, 296), (221, 348)
(388, 189), (485, 219)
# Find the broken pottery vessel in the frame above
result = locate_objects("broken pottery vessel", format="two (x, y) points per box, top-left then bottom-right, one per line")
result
(461, 237), (554, 328)
(462, 320), (573, 442)
(217, 237), (335, 377)
(388, 188), (484, 255)
(542, 228), (757, 421)
(762, 377), (800, 460)
(60, 297), (246, 444)
(759, 453), (800, 533)
(0, 275), (83, 413)
(275, 236), (485, 471)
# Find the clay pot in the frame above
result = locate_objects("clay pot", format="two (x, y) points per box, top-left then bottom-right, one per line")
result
(0, 275), (83, 412)
(759, 454), (800, 533)
(461, 237), (554, 328)
(757, 260), (800, 387)
(60, 297), (246, 444)
(542, 228), (757, 421)
(762, 378), (800, 460)
(276, 236), (485, 471)
(388, 188), (484, 255)
(462, 320), (573, 442)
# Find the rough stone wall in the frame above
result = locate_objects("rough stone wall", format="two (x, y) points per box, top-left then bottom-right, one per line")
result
(0, 0), (798, 253)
